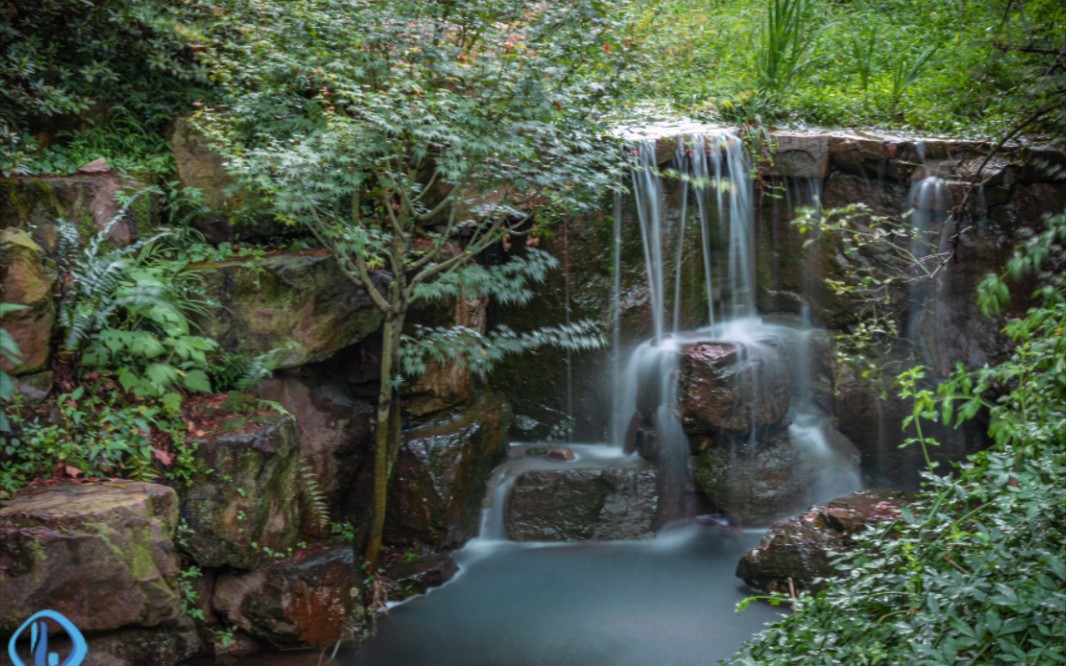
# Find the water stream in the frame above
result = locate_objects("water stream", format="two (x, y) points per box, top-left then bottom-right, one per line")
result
(203, 126), (861, 665)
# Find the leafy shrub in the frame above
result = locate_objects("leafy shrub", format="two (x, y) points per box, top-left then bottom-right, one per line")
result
(55, 190), (218, 412)
(731, 214), (1066, 664)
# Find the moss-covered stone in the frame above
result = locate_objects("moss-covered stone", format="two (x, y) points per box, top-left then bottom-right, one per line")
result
(690, 429), (813, 526)
(0, 228), (57, 375)
(190, 250), (383, 369)
(0, 482), (181, 633)
(176, 408), (303, 569)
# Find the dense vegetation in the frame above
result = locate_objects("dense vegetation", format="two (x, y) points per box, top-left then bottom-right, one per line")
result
(645, 0), (1066, 137)
(734, 214), (1066, 664)
(1, 0), (1064, 661)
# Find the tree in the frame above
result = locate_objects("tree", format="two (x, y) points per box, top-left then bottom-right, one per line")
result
(196, 0), (641, 571)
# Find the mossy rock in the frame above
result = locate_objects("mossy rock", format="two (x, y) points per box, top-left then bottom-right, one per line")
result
(0, 481), (181, 633)
(191, 251), (384, 369)
(176, 405), (303, 569)
(0, 228), (57, 375)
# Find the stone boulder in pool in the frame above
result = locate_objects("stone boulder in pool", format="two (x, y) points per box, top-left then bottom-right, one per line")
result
(506, 463), (658, 541)
(736, 488), (912, 593)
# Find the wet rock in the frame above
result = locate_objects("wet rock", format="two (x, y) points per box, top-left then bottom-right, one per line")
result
(506, 464), (658, 541)
(213, 544), (365, 648)
(0, 228), (57, 375)
(545, 447), (576, 462)
(176, 404), (302, 568)
(191, 251), (383, 369)
(78, 617), (202, 666)
(387, 392), (512, 547)
(678, 339), (791, 437)
(736, 488), (912, 593)
(383, 549), (459, 602)
(0, 482), (181, 633)
(766, 132), (830, 179)
(690, 430), (812, 526)
(254, 373), (373, 514)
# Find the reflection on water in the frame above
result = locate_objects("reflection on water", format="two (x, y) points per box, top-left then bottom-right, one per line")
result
(197, 527), (780, 666)
(351, 527), (779, 666)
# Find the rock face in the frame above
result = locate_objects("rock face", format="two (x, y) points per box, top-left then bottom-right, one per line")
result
(176, 406), (303, 569)
(678, 338), (791, 438)
(506, 464), (658, 541)
(0, 228), (57, 375)
(51, 617), (202, 666)
(690, 430), (813, 526)
(171, 116), (282, 242)
(254, 373), (374, 514)
(0, 170), (149, 252)
(0, 482), (181, 633)
(736, 488), (912, 593)
(213, 544), (364, 648)
(387, 393), (512, 547)
(191, 251), (383, 369)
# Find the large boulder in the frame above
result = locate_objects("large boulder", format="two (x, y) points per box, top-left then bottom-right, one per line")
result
(191, 251), (383, 369)
(0, 482), (181, 633)
(736, 488), (911, 593)
(387, 392), (512, 547)
(213, 544), (365, 648)
(0, 167), (150, 252)
(506, 463), (658, 541)
(0, 228), (57, 375)
(45, 617), (202, 666)
(690, 430), (813, 526)
(254, 373), (374, 514)
(402, 296), (487, 417)
(678, 338), (791, 438)
(175, 397), (303, 568)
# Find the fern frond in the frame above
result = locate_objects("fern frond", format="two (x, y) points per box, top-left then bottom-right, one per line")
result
(298, 459), (330, 532)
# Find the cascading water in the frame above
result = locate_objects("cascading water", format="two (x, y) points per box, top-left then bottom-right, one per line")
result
(614, 129), (860, 524)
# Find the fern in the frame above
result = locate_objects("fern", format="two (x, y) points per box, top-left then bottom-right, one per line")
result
(298, 459), (330, 532)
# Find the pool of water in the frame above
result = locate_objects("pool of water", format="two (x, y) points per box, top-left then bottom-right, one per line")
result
(347, 525), (780, 666)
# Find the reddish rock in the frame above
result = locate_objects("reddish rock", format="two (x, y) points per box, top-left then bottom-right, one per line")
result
(736, 488), (912, 593)
(545, 447), (575, 462)
(213, 544), (366, 648)
(678, 338), (791, 437)
(77, 158), (114, 175)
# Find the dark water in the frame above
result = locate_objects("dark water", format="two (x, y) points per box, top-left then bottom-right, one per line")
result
(348, 527), (780, 666)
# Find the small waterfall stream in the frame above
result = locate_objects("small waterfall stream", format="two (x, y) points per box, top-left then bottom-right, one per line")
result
(343, 125), (862, 666)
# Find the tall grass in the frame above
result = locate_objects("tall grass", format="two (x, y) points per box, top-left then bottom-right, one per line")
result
(756, 0), (813, 94)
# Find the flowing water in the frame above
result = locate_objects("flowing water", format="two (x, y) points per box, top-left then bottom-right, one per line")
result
(203, 126), (861, 666)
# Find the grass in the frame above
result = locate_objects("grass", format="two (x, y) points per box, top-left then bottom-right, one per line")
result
(639, 0), (1066, 138)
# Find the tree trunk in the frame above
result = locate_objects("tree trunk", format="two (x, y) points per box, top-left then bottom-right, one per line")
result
(363, 309), (405, 570)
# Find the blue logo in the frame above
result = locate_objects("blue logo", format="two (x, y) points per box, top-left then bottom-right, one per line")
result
(7, 610), (88, 666)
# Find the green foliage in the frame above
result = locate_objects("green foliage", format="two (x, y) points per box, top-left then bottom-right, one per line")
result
(55, 190), (218, 412)
(731, 213), (1066, 664)
(0, 387), (191, 498)
(645, 0), (1066, 135)
(399, 321), (605, 378)
(756, 0), (815, 95)
(0, 303), (29, 432)
(1, 0), (212, 173)
(791, 203), (937, 384)
(178, 565), (206, 622)
(298, 459), (330, 533)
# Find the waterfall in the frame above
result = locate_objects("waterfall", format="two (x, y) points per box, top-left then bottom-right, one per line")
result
(615, 128), (861, 525)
